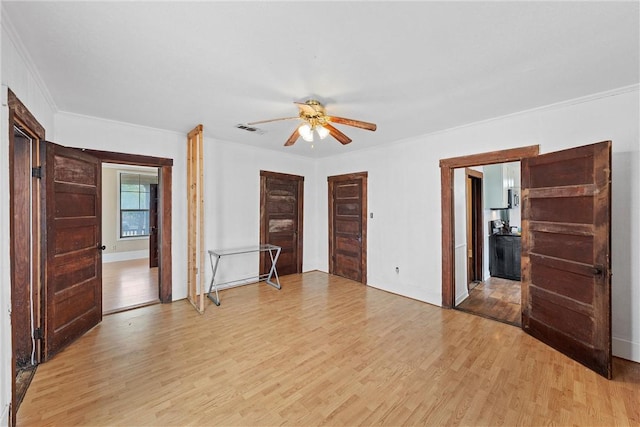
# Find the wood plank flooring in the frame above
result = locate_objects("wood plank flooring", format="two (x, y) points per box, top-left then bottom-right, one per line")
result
(457, 277), (522, 326)
(102, 258), (159, 315)
(18, 271), (640, 426)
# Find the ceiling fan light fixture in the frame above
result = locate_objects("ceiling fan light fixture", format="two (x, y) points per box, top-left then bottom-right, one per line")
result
(316, 125), (329, 139)
(298, 123), (313, 142)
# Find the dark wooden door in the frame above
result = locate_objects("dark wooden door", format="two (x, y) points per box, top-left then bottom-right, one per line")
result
(466, 169), (483, 284)
(328, 172), (367, 284)
(10, 126), (34, 367)
(260, 171), (304, 276)
(149, 183), (159, 268)
(42, 141), (103, 360)
(521, 141), (611, 378)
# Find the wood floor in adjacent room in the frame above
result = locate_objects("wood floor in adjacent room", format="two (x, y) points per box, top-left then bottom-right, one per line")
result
(102, 258), (159, 314)
(18, 272), (639, 426)
(457, 276), (522, 326)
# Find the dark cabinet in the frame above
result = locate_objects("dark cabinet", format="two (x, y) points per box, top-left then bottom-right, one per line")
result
(489, 234), (521, 280)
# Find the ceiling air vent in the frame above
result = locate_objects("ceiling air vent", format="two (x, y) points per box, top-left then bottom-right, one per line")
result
(235, 124), (265, 134)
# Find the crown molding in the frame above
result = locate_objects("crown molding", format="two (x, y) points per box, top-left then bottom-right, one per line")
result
(1, 5), (58, 112)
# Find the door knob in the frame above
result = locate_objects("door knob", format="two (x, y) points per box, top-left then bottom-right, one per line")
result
(97, 244), (106, 251)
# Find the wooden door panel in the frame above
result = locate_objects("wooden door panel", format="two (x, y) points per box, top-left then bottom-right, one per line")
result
(260, 172), (303, 277)
(530, 256), (595, 304)
(43, 141), (102, 360)
(522, 141), (611, 378)
(329, 173), (367, 284)
(529, 196), (593, 222)
(269, 218), (295, 233)
(10, 127), (34, 367)
(149, 183), (158, 268)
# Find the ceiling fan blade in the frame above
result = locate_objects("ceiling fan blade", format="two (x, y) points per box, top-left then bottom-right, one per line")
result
(327, 116), (377, 131)
(247, 117), (299, 125)
(323, 123), (352, 145)
(284, 127), (300, 146)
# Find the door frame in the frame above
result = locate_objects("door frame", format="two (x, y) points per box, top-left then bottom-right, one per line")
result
(440, 145), (539, 307)
(465, 168), (484, 285)
(259, 170), (304, 275)
(328, 171), (368, 285)
(84, 149), (173, 303)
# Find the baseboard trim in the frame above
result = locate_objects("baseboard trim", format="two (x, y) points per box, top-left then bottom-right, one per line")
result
(455, 291), (470, 306)
(613, 336), (640, 363)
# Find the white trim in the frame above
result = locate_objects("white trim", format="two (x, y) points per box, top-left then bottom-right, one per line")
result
(0, 7), (58, 112)
(455, 292), (470, 306)
(103, 250), (148, 264)
(420, 84), (640, 140)
(328, 84), (640, 159)
(56, 110), (185, 137)
(103, 163), (157, 172)
(613, 336), (640, 363)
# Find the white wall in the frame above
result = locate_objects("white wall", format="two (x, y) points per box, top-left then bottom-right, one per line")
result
(316, 87), (640, 362)
(453, 168), (468, 304)
(1, 13), (58, 424)
(203, 138), (318, 286)
(54, 113), (319, 299)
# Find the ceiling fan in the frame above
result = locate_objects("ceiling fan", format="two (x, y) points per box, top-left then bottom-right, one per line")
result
(248, 99), (377, 146)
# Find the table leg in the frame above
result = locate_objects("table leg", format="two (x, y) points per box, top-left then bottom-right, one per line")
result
(265, 247), (281, 290)
(207, 254), (222, 306)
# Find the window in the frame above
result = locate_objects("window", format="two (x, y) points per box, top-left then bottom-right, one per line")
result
(120, 173), (158, 238)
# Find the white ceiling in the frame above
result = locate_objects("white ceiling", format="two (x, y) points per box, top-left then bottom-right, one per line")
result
(3, 1), (639, 158)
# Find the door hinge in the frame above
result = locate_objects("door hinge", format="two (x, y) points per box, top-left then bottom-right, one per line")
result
(34, 328), (43, 340)
(32, 166), (42, 179)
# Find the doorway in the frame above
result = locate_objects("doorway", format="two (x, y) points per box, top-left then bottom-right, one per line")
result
(457, 163), (523, 326)
(101, 164), (161, 314)
(7, 89), (175, 424)
(440, 142), (613, 378)
(8, 90), (44, 425)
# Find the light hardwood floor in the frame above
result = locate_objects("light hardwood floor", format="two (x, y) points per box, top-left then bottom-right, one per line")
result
(18, 272), (639, 426)
(102, 258), (159, 315)
(457, 277), (522, 326)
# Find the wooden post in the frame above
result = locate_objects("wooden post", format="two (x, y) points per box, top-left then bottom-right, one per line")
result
(187, 125), (205, 313)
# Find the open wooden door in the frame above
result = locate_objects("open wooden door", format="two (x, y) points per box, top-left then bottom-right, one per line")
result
(465, 169), (483, 284)
(521, 141), (611, 378)
(42, 141), (103, 360)
(149, 183), (159, 268)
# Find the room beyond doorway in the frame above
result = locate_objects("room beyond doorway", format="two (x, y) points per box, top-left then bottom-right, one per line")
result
(456, 277), (521, 326)
(102, 259), (159, 314)
(101, 163), (161, 314)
